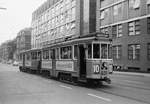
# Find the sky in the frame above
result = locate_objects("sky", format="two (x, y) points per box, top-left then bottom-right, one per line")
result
(0, 0), (46, 44)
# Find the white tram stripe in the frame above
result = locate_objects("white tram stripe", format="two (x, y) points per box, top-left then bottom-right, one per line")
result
(88, 93), (112, 102)
(59, 85), (72, 90)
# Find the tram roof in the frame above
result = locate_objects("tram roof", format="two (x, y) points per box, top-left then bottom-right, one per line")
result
(20, 48), (42, 53)
(43, 32), (111, 48)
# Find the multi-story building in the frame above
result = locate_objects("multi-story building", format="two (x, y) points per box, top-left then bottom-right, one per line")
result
(0, 40), (14, 62)
(31, 0), (96, 49)
(16, 28), (31, 60)
(98, 0), (150, 72)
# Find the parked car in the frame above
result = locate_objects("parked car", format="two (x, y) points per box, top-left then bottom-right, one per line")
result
(13, 61), (19, 66)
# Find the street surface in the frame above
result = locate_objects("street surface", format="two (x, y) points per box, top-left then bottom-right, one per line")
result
(0, 63), (150, 104)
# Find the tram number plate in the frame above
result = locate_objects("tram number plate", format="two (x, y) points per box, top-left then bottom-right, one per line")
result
(101, 71), (107, 75)
(93, 65), (100, 74)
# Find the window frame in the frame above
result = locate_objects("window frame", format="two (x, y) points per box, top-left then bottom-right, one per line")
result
(128, 44), (140, 60)
(128, 20), (140, 36)
(148, 43), (150, 60)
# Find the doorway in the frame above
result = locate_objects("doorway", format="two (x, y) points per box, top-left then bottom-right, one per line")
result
(79, 44), (86, 79)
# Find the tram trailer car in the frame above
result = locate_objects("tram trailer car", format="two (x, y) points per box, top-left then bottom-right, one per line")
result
(19, 49), (41, 74)
(19, 34), (113, 85)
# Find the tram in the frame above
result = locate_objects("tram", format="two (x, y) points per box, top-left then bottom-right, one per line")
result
(19, 33), (113, 85)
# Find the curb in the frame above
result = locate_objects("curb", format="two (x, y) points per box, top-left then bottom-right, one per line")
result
(113, 71), (150, 77)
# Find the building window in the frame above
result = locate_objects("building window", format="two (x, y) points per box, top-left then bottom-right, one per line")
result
(112, 24), (123, 38)
(148, 43), (150, 60)
(100, 27), (109, 35)
(100, 8), (109, 20)
(147, 18), (150, 34)
(100, 10), (105, 20)
(129, 0), (141, 9)
(113, 3), (122, 16)
(128, 20), (140, 36)
(112, 45), (122, 60)
(128, 44), (140, 60)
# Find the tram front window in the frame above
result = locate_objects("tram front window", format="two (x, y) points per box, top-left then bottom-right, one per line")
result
(87, 44), (92, 58)
(93, 44), (100, 58)
(74, 45), (78, 59)
(101, 44), (107, 59)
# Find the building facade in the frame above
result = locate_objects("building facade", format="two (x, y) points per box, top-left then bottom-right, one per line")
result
(16, 28), (31, 60)
(98, 0), (150, 72)
(31, 0), (96, 49)
(0, 40), (16, 62)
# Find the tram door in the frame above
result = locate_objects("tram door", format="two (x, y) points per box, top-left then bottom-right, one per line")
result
(79, 44), (86, 79)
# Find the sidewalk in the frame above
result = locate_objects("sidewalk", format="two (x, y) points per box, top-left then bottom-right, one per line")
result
(113, 71), (150, 77)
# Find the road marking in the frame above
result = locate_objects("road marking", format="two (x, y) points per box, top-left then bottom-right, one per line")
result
(88, 93), (112, 102)
(123, 80), (143, 84)
(59, 85), (72, 90)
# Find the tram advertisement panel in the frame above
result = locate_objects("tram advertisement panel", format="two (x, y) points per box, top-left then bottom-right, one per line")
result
(56, 61), (74, 72)
(42, 60), (52, 69)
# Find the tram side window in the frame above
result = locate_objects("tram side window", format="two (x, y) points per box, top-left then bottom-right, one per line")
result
(56, 48), (60, 59)
(87, 44), (92, 59)
(26, 53), (30, 60)
(43, 50), (49, 60)
(37, 52), (41, 60)
(108, 44), (112, 59)
(31, 52), (37, 60)
(74, 45), (78, 59)
(101, 44), (107, 59)
(61, 46), (72, 59)
(93, 44), (100, 59)
(50, 49), (55, 59)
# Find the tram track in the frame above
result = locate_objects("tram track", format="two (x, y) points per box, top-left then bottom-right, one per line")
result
(21, 71), (150, 104)
(95, 84), (150, 104)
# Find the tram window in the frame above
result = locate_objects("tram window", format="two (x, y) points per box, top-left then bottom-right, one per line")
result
(31, 53), (34, 60)
(87, 44), (92, 59)
(93, 44), (100, 59)
(50, 49), (55, 59)
(49, 50), (51, 60)
(56, 48), (60, 59)
(101, 44), (107, 59)
(31, 52), (37, 60)
(43, 50), (49, 60)
(108, 44), (112, 59)
(74, 45), (78, 59)
(26, 53), (30, 60)
(37, 52), (41, 60)
(61, 46), (72, 59)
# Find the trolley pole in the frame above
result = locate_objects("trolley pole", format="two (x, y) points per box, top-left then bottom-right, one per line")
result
(0, 7), (6, 10)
